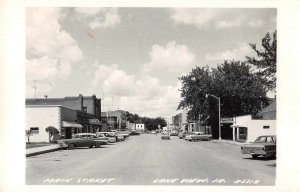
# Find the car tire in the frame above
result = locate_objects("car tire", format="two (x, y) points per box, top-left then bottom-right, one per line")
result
(68, 143), (75, 150)
(252, 155), (259, 159)
(89, 146), (93, 148)
(95, 142), (101, 148)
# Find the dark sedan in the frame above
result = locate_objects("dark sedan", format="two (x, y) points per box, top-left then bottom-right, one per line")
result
(241, 135), (276, 159)
(57, 133), (102, 149)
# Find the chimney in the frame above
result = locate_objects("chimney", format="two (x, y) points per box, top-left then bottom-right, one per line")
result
(79, 94), (83, 111)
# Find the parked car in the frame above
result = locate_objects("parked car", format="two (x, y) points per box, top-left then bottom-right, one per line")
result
(170, 131), (179, 136)
(161, 132), (170, 140)
(110, 130), (130, 138)
(150, 130), (156, 134)
(178, 132), (187, 139)
(94, 133), (109, 145)
(241, 135), (276, 159)
(130, 130), (140, 135)
(57, 133), (102, 149)
(95, 132), (117, 143)
(185, 132), (212, 141)
(110, 131), (125, 141)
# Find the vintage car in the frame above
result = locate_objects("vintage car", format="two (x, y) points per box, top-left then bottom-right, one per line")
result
(95, 132), (117, 143)
(161, 132), (170, 140)
(241, 135), (276, 159)
(110, 130), (130, 138)
(170, 131), (179, 136)
(94, 133), (109, 145)
(130, 130), (140, 135)
(185, 132), (212, 141)
(110, 131), (125, 141)
(178, 132), (187, 139)
(57, 133), (102, 149)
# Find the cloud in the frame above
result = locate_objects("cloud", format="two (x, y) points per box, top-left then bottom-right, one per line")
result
(143, 41), (195, 73)
(205, 42), (252, 62)
(75, 8), (121, 29)
(26, 8), (83, 97)
(170, 8), (267, 29)
(170, 8), (218, 28)
(90, 64), (181, 120)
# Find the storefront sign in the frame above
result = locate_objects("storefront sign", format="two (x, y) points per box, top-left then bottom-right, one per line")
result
(89, 119), (101, 125)
(221, 117), (233, 123)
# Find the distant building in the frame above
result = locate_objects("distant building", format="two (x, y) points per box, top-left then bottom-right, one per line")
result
(101, 110), (126, 130)
(135, 123), (145, 132)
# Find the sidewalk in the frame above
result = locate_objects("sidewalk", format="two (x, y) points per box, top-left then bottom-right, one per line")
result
(211, 139), (245, 146)
(26, 144), (61, 157)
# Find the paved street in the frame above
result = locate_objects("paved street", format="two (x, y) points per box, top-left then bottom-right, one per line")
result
(26, 134), (276, 185)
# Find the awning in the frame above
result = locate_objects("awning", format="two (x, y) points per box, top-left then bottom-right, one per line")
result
(62, 121), (83, 128)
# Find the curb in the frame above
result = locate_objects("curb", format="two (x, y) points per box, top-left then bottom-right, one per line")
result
(211, 140), (243, 146)
(26, 146), (61, 157)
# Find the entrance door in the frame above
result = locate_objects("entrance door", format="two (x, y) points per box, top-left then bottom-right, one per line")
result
(239, 127), (248, 141)
(65, 128), (72, 139)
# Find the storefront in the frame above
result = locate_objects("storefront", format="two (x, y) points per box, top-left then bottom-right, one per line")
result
(231, 115), (276, 142)
(61, 121), (83, 139)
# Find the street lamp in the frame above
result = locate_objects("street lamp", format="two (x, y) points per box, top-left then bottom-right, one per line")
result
(206, 94), (221, 140)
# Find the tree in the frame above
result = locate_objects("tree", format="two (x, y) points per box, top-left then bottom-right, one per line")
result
(25, 129), (32, 143)
(178, 61), (269, 139)
(45, 126), (59, 143)
(246, 31), (277, 91)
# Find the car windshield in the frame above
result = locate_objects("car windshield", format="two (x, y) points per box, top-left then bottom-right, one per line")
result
(255, 136), (266, 143)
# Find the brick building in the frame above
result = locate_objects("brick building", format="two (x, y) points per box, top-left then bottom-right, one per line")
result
(26, 94), (102, 138)
(26, 94), (101, 118)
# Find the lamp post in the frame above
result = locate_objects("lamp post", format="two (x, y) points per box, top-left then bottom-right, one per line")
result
(125, 116), (131, 130)
(206, 94), (221, 140)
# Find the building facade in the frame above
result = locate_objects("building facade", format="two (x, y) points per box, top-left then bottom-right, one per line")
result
(26, 105), (83, 142)
(135, 124), (145, 132)
(26, 94), (101, 119)
(26, 94), (102, 141)
(231, 99), (276, 142)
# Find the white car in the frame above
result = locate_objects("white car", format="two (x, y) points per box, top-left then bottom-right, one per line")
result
(96, 132), (117, 143)
(185, 132), (212, 141)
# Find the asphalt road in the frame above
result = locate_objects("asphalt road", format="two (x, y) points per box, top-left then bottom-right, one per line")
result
(26, 134), (276, 185)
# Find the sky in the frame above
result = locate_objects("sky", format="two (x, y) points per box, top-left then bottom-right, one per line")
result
(26, 8), (276, 122)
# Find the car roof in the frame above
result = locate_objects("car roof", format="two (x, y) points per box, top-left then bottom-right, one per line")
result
(74, 133), (96, 136)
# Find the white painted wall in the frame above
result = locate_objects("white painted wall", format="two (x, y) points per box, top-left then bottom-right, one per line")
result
(233, 115), (276, 142)
(135, 123), (145, 132)
(26, 106), (61, 142)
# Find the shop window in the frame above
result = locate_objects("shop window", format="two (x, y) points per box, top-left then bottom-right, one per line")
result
(83, 106), (87, 113)
(30, 127), (39, 134)
(263, 125), (270, 129)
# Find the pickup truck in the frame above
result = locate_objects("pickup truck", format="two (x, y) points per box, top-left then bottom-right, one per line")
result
(185, 132), (212, 141)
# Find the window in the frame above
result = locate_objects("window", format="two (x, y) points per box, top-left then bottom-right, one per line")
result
(83, 106), (87, 113)
(263, 126), (270, 129)
(266, 136), (274, 143)
(30, 127), (39, 134)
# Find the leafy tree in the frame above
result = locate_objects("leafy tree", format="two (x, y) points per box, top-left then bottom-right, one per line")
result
(123, 111), (167, 130)
(178, 61), (269, 139)
(246, 31), (277, 91)
(45, 126), (59, 143)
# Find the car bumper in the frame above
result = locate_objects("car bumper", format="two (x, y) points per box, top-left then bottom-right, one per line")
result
(57, 142), (68, 148)
(241, 148), (270, 156)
